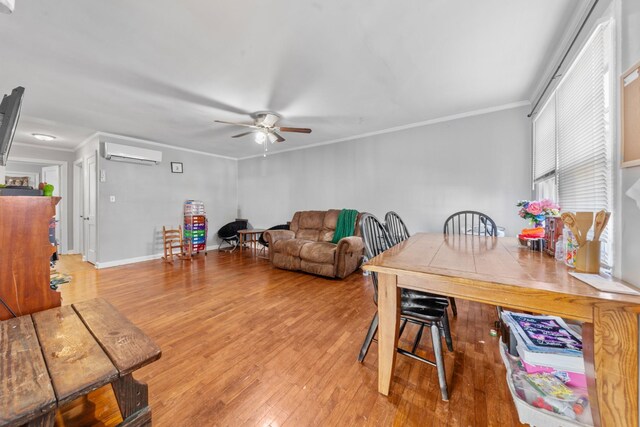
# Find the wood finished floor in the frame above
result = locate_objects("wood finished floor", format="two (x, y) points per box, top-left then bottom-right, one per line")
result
(55, 252), (524, 427)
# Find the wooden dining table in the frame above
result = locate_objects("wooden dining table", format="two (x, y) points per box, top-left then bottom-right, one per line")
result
(362, 233), (640, 427)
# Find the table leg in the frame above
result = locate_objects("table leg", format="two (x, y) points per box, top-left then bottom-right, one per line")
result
(377, 272), (401, 395)
(25, 412), (55, 427)
(112, 374), (152, 427)
(583, 304), (638, 427)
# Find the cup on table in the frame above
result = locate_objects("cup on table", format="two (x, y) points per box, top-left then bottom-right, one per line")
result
(575, 240), (601, 274)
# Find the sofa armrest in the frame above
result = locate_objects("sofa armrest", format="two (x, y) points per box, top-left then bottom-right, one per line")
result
(335, 236), (364, 279)
(336, 236), (364, 255)
(263, 230), (295, 246)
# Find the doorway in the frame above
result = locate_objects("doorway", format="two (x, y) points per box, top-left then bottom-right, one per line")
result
(4, 157), (68, 253)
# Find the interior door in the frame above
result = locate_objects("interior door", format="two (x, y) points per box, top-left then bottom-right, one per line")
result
(84, 154), (97, 264)
(42, 165), (61, 247)
(73, 160), (84, 255)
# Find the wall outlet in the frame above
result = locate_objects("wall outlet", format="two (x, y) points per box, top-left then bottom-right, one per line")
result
(109, 195), (116, 203)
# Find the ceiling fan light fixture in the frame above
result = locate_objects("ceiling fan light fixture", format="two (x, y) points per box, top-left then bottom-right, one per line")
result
(254, 131), (266, 144)
(267, 132), (278, 144)
(0, 0), (15, 14)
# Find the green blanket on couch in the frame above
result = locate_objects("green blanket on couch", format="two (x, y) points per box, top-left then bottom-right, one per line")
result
(332, 209), (359, 243)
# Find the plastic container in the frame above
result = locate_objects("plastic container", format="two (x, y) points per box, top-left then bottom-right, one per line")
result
(555, 237), (565, 262)
(184, 230), (205, 238)
(564, 229), (578, 268)
(499, 343), (593, 426)
(184, 223), (206, 231)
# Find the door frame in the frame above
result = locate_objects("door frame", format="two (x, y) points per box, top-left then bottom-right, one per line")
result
(73, 159), (84, 256)
(9, 157), (68, 254)
(83, 152), (98, 264)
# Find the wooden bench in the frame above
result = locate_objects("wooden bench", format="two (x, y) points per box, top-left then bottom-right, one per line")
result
(0, 298), (161, 427)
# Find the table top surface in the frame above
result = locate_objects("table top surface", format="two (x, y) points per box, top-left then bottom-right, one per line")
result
(0, 298), (161, 426)
(238, 229), (265, 234)
(363, 233), (640, 307)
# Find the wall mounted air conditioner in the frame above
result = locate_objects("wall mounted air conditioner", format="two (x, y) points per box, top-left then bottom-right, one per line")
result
(103, 142), (162, 165)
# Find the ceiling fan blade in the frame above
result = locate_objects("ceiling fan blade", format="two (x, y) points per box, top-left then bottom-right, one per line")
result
(272, 132), (286, 143)
(214, 120), (260, 129)
(231, 131), (255, 138)
(278, 127), (312, 134)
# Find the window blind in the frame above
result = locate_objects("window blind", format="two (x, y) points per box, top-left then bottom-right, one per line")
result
(533, 94), (556, 181)
(556, 22), (613, 266)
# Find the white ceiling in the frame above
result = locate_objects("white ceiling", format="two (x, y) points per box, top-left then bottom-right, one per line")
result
(0, 0), (582, 158)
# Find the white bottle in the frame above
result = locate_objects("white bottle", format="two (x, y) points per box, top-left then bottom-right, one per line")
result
(555, 237), (565, 262)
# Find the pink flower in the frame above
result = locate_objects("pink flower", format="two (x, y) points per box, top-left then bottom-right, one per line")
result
(539, 199), (559, 210)
(526, 201), (542, 215)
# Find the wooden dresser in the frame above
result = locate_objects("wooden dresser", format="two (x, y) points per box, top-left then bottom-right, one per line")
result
(0, 196), (62, 320)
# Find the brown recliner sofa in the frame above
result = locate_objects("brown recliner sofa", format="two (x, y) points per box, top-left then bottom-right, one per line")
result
(263, 210), (364, 279)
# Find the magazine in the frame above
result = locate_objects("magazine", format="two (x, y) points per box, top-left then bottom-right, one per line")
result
(502, 311), (582, 356)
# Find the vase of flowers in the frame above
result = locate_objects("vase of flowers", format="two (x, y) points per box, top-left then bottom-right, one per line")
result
(517, 199), (561, 228)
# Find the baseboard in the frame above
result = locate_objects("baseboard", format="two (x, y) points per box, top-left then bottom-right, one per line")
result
(95, 245), (220, 269)
(95, 253), (164, 269)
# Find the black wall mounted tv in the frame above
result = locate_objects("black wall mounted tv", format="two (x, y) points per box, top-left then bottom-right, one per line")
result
(0, 86), (24, 166)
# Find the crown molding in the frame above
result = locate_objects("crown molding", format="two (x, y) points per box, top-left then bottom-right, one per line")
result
(237, 100), (531, 160)
(12, 141), (75, 152)
(74, 132), (100, 151)
(92, 132), (237, 160)
(71, 101), (530, 161)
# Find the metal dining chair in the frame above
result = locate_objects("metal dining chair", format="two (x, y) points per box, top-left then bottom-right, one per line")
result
(443, 210), (498, 316)
(358, 213), (451, 401)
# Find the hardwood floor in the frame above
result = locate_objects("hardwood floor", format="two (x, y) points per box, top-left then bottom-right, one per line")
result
(54, 252), (524, 427)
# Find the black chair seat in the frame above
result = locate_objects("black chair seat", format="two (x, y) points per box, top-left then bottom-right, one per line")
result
(402, 289), (448, 306)
(401, 304), (447, 322)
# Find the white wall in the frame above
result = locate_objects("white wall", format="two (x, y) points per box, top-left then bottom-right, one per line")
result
(238, 106), (531, 236)
(620, 0), (640, 286)
(4, 161), (44, 174)
(95, 135), (237, 264)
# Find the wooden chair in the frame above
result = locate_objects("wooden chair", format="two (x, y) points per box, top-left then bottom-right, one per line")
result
(443, 210), (498, 236)
(384, 210), (455, 325)
(384, 211), (411, 245)
(443, 210), (498, 317)
(358, 213), (452, 400)
(162, 226), (188, 263)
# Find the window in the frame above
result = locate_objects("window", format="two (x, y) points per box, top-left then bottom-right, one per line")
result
(532, 20), (613, 267)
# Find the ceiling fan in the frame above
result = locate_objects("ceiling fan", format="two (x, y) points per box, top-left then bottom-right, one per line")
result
(214, 112), (311, 155)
